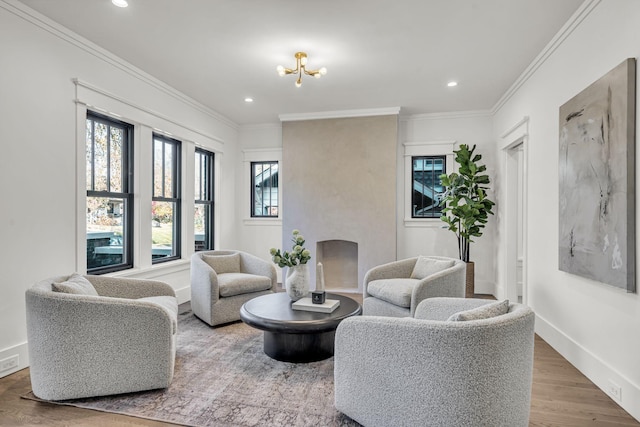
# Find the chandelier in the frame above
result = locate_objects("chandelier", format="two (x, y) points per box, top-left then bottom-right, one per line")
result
(277, 52), (327, 87)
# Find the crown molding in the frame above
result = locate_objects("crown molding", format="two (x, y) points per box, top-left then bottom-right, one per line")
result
(239, 123), (283, 131)
(491, 0), (602, 114)
(401, 110), (492, 122)
(279, 107), (401, 122)
(0, 0), (239, 130)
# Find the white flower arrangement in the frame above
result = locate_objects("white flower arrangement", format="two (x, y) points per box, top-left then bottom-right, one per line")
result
(270, 229), (311, 268)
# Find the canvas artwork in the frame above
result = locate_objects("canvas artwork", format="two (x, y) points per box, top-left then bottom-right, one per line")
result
(558, 58), (636, 292)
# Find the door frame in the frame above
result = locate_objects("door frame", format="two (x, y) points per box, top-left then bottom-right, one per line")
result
(500, 117), (529, 305)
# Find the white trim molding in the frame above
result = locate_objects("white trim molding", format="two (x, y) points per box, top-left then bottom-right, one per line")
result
(401, 110), (492, 122)
(536, 313), (640, 422)
(243, 148), (283, 223)
(74, 79), (225, 151)
(402, 140), (456, 226)
(491, 0), (602, 114)
(279, 107), (401, 122)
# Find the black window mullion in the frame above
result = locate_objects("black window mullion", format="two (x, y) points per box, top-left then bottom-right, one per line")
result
(91, 120), (96, 191)
(162, 141), (166, 198)
(86, 111), (133, 274)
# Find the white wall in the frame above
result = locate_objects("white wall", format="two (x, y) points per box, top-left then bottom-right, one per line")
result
(237, 124), (284, 282)
(0, 2), (238, 377)
(399, 113), (496, 293)
(492, 0), (640, 420)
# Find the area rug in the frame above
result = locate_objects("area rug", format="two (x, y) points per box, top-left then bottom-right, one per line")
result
(23, 308), (360, 427)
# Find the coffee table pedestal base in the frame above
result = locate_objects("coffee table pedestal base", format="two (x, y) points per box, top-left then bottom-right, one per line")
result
(263, 330), (335, 363)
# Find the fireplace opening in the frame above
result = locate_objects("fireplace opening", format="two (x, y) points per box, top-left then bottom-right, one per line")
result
(316, 240), (358, 291)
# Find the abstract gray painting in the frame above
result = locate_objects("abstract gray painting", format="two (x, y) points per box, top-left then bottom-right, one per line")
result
(559, 58), (636, 292)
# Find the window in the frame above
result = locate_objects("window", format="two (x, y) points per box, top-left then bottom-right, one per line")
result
(251, 161), (279, 217)
(411, 156), (445, 218)
(152, 134), (181, 262)
(86, 112), (134, 273)
(195, 148), (214, 251)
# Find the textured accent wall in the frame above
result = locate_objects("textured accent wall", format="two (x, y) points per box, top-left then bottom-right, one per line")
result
(282, 115), (398, 291)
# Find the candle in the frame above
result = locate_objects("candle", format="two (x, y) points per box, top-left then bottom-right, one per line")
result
(316, 262), (325, 291)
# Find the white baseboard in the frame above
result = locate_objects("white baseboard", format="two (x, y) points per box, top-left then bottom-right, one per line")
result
(535, 314), (640, 422)
(0, 341), (29, 379)
(175, 285), (191, 305)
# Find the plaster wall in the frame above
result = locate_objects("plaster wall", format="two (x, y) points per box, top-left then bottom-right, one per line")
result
(282, 116), (398, 291)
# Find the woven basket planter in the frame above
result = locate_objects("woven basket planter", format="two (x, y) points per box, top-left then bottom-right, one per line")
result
(465, 261), (475, 298)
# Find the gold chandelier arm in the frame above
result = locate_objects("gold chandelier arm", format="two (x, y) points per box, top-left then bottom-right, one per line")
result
(278, 52), (326, 86)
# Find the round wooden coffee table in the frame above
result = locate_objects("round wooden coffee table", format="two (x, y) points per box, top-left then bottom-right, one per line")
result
(240, 292), (362, 363)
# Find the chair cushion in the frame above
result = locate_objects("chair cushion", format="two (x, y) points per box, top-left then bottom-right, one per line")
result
(367, 278), (420, 308)
(202, 253), (241, 274)
(52, 273), (99, 296)
(447, 299), (510, 321)
(138, 295), (179, 334)
(218, 273), (272, 297)
(410, 256), (455, 280)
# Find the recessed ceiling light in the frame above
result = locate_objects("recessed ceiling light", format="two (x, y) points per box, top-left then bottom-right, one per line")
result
(244, 97), (254, 103)
(112, 0), (128, 8)
(447, 81), (458, 87)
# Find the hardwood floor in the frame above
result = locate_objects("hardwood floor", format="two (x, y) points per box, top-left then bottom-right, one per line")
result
(1, 297), (637, 426)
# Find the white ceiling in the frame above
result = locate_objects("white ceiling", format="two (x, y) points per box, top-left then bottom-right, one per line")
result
(19, 0), (585, 125)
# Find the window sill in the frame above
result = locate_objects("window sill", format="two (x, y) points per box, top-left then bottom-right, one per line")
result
(107, 258), (190, 279)
(243, 218), (282, 226)
(403, 218), (445, 228)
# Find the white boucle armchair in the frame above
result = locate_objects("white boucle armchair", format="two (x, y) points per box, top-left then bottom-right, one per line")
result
(363, 255), (466, 317)
(191, 250), (276, 326)
(334, 297), (535, 427)
(25, 274), (178, 401)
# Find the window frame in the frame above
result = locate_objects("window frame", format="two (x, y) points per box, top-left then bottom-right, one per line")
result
(86, 111), (134, 274)
(152, 133), (182, 264)
(411, 155), (446, 219)
(250, 160), (279, 218)
(194, 147), (215, 251)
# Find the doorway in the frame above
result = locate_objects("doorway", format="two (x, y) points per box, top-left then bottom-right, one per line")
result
(504, 140), (527, 304)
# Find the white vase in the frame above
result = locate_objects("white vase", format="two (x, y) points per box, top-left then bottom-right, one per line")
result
(285, 264), (310, 301)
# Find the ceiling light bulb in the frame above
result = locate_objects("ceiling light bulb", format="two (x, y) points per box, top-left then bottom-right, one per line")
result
(112, 0), (128, 7)
(295, 78), (302, 88)
(319, 67), (327, 76)
(277, 65), (285, 76)
(447, 81), (458, 87)
(314, 73), (322, 79)
(300, 56), (308, 66)
(244, 97), (254, 103)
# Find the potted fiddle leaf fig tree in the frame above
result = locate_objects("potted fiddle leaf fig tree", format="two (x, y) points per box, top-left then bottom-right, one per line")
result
(438, 144), (495, 297)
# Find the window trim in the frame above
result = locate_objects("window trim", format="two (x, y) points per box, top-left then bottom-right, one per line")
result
(403, 141), (456, 227)
(243, 148), (282, 225)
(195, 147), (215, 251)
(152, 133), (182, 264)
(86, 111), (134, 274)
